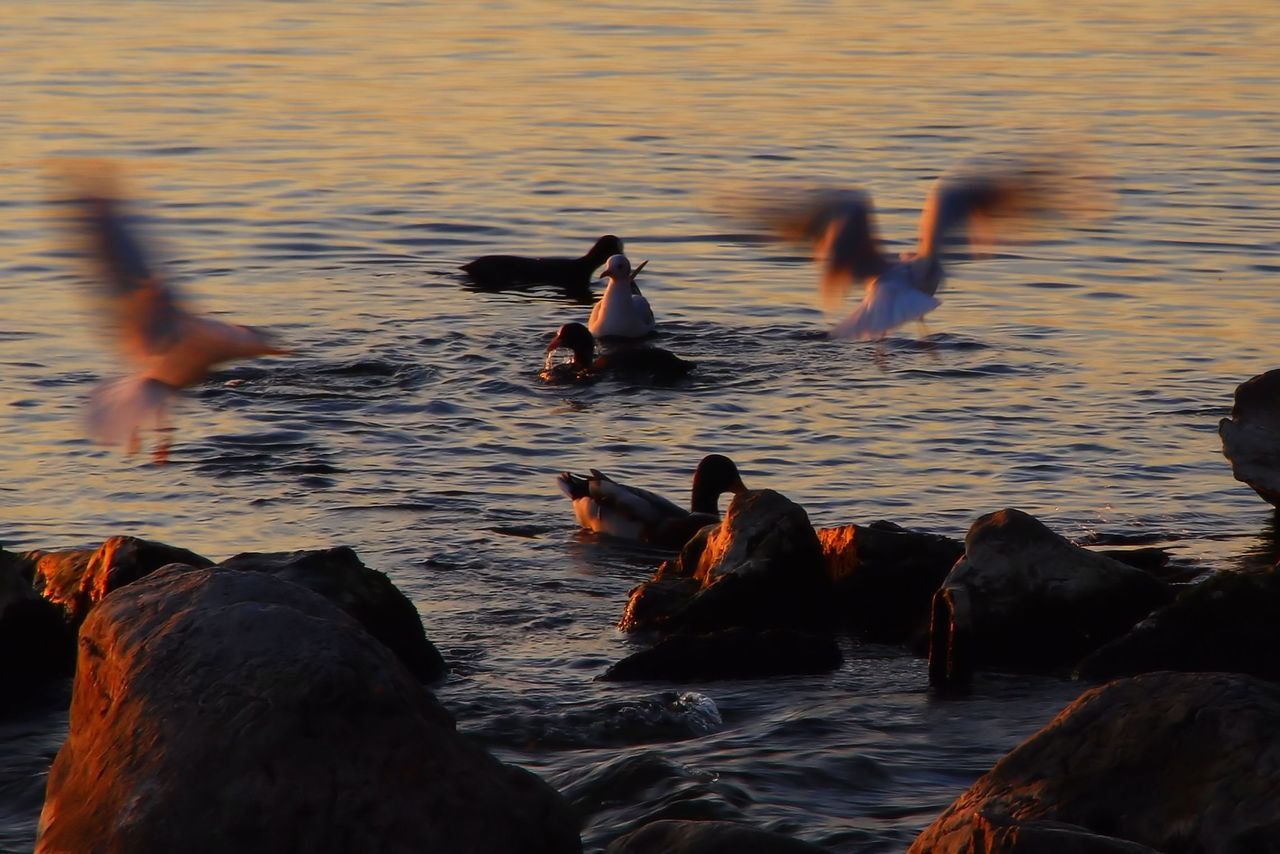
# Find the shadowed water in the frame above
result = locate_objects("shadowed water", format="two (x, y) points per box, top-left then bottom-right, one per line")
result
(3, 1), (1279, 851)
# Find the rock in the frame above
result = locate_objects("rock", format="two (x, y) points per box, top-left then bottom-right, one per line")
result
(1077, 568), (1280, 682)
(37, 566), (580, 854)
(218, 547), (446, 683)
(619, 490), (830, 635)
(817, 521), (963, 645)
(928, 509), (1169, 689)
(921, 814), (1163, 853)
(606, 819), (828, 854)
(30, 536), (212, 625)
(909, 672), (1280, 853)
(1219, 369), (1280, 507)
(600, 628), (841, 682)
(0, 548), (74, 700)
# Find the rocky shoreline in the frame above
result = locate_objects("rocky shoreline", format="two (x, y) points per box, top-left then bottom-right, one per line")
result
(0, 370), (1274, 851)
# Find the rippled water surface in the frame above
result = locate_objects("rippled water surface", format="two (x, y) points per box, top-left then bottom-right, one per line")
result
(3, 2), (1279, 851)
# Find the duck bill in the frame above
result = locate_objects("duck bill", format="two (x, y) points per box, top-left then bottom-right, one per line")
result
(731, 478), (748, 495)
(546, 334), (564, 352)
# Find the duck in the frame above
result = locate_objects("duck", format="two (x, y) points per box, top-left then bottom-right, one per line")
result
(460, 234), (623, 294)
(71, 191), (287, 463)
(542, 322), (694, 382)
(587, 254), (657, 339)
(557, 454), (747, 548)
(752, 155), (1080, 340)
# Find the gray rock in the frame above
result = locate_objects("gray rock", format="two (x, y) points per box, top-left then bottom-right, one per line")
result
(1077, 568), (1280, 682)
(606, 819), (829, 854)
(0, 548), (74, 700)
(36, 566), (580, 854)
(218, 547), (446, 682)
(600, 628), (841, 682)
(1219, 369), (1280, 507)
(928, 509), (1169, 689)
(909, 672), (1280, 854)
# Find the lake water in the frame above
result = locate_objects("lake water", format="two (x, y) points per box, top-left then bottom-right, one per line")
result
(2, 1), (1278, 851)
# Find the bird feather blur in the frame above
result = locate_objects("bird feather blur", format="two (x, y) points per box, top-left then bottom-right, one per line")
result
(738, 153), (1097, 343)
(64, 168), (288, 463)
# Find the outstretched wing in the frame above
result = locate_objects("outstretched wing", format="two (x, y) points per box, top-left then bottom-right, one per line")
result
(916, 159), (1063, 259)
(73, 195), (188, 360)
(749, 188), (889, 307)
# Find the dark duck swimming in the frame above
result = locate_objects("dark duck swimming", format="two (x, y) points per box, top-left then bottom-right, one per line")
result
(557, 454), (747, 548)
(461, 234), (624, 295)
(541, 322), (693, 383)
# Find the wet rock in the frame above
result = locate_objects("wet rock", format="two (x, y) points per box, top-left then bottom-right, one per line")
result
(37, 566), (580, 854)
(1219, 369), (1280, 507)
(219, 547), (446, 683)
(600, 628), (841, 682)
(30, 535), (212, 625)
(0, 549), (74, 699)
(606, 819), (828, 854)
(922, 814), (1163, 854)
(817, 521), (963, 645)
(928, 509), (1169, 689)
(619, 490), (830, 634)
(1077, 567), (1280, 682)
(909, 672), (1280, 853)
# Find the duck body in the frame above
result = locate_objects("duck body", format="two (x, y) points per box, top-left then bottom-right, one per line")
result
(461, 235), (623, 292)
(542, 322), (693, 383)
(588, 254), (656, 339)
(556, 454), (747, 549)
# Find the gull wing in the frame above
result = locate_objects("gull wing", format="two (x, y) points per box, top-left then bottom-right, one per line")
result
(916, 159), (1062, 260)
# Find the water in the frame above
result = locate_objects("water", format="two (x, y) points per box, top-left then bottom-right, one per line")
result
(3, 1), (1279, 850)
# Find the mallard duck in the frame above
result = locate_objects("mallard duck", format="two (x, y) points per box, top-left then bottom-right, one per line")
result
(557, 454), (747, 548)
(755, 156), (1074, 340)
(72, 191), (287, 463)
(461, 234), (623, 293)
(542, 322), (693, 382)
(587, 254), (657, 339)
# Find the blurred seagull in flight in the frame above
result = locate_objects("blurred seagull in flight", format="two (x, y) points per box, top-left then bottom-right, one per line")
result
(751, 156), (1082, 342)
(70, 187), (287, 463)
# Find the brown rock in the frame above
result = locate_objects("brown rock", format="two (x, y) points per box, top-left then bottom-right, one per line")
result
(30, 535), (212, 625)
(0, 548), (74, 699)
(36, 566), (580, 854)
(619, 490), (830, 635)
(909, 672), (1280, 854)
(1219, 369), (1280, 507)
(817, 521), (963, 644)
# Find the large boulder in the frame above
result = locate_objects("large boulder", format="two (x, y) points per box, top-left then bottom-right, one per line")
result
(818, 521), (963, 645)
(600, 628), (841, 682)
(928, 509), (1169, 689)
(218, 547), (446, 682)
(606, 820), (828, 853)
(618, 490), (830, 635)
(909, 672), (1280, 853)
(0, 548), (74, 700)
(30, 536), (212, 625)
(1219, 369), (1280, 507)
(1077, 568), (1280, 682)
(37, 566), (580, 854)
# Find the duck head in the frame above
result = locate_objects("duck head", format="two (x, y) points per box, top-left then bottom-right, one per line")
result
(690, 454), (748, 515)
(598, 254), (632, 283)
(586, 235), (625, 266)
(546, 322), (596, 368)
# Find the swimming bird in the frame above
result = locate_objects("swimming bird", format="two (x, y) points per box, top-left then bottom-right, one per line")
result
(557, 454), (747, 548)
(754, 157), (1074, 340)
(72, 193), (287, 463)
(460, 235), (623, 295)
(587, 254), (657, 339)
(542, 321), (693, 382)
